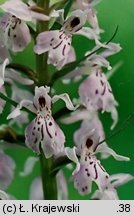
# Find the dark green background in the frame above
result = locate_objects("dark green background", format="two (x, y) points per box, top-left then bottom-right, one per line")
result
(1, 0), (134, 199)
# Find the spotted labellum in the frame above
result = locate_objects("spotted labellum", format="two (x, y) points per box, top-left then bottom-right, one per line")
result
(66, 135), (110, 195)
(7, 86), (76, 158)
(65, 118), (129, 195)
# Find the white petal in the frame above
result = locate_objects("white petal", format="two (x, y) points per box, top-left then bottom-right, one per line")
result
(62, 109), (91, 124)
(0, 190), (9, 200)
(110, 173), (134, 188)
(30, 176), (44, 200)
(7, 69), (34, 85)
(65, 147), (80, 175)
(110, 107), (118, 130)
(7, 20), (31, 52)
(96, 143), (130, 161)
(0, 0), (49, 21)
(92, 188), (118, 200)
(0, 58), (9, 88)
(20, 157), (39, 177)
(52, 93), (78, 110)
(7, 99), (36, 120)
(101, 43), (122, 58)
(76, 27), (107, 47)
(56, 170), (68, 200)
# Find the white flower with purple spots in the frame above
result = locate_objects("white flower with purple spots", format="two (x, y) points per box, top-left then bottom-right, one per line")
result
(0, 0), (50, 57)
(66, 137), (110, 195)
(79, 69), (118, 129)
(34, 10), (87, 70)
(63, 42), (121, 82)
(0, 13), (31, 54)
(65, 124), (129, 195)
(7, 86), (76, 158)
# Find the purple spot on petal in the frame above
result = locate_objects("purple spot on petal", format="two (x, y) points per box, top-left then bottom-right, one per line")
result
(49, 122), (52, 126)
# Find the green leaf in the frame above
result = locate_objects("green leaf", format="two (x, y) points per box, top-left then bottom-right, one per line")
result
(64, 0), (74, 19)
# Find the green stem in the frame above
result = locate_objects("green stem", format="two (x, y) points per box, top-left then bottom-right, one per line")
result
(40, 150), (57, 199)
(36, 0), (49, 86)
(36, 0), (57, 200)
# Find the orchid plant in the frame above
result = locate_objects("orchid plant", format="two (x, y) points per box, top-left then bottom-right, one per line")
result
(0, 0), (133, 200)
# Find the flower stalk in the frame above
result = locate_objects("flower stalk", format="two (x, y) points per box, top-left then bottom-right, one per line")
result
(36, 0), (57, 200)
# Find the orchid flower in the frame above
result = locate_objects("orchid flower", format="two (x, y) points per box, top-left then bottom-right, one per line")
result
(79, 69), (118, 129)
(7, 86), (76, 158)
(63, 42), (121, 82)
(0, 0), (49, 22)
(34, 10), (87, 70)
(0, 13), (31, 55)
(92, 173), (134, 200)
(65, 142), (110, 195)
(65, 123), (129, 195)
(62, 108), (128, 161)
(34, 6), (107, 70)
(0, 0), (50, 56)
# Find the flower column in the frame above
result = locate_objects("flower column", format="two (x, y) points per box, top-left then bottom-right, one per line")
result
(36, 0), (57, 200)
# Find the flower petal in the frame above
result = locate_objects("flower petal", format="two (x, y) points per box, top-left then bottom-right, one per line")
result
(0, 58), (9, 88)
(56, 170), (68, 200)
(7, 99), (36, 120)
(109, 173), (134, 188)
(62, 109), (91, 124)
(0, 190), (9, 200)
(20, 157), (39, 177)
(33, 86), (51, 113)
(8, 69), (34, 85)
(52, 93), (77, 110)
(72, 164), (92, 195)
(25, 118), (42, 154)
(34, 30), (72, 70)
(79, 70), (118, 128)
(30, 176), (43, 200)
(65, 147), (80, 175)
(25, 114), (65, 158)
(0, 152), (15, 190)
(0, 0), (49, 21)
(76, 27), (107, 47)
(91, 188), (118, 200)
(41, 116), (65, 158)
(96, 143), (130, 161)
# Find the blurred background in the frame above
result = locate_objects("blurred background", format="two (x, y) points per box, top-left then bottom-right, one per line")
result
(1, 0), (134, 199)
